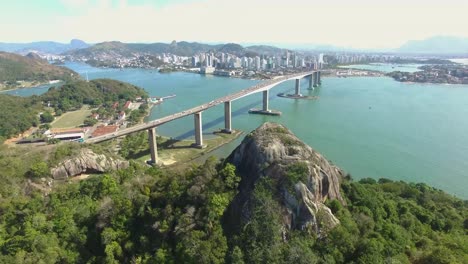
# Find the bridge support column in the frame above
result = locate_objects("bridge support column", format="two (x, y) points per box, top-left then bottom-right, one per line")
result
(308, 74), (314, 90)
(318, 71), (322, 85)
(313, 72), (319, 87)
(262, 90), (269, 111)
(223, 101), (232, 133)
(148, 127), (158, 165)
(193, 112), (204, 148)
(295, 79), (301, 96)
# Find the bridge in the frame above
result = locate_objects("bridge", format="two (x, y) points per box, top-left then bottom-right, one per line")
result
(86, 70), (322, 164)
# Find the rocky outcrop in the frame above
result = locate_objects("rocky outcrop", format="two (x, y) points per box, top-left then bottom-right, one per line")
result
(225, 122), (344, 237)
(51, 149), (129, 179)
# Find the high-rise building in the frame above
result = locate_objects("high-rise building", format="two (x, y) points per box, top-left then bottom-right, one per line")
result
(191, 56), (199, 67)
(241, 57), (248, 68)
(220, 53), (225, 63)
(255, 56), (261, 70)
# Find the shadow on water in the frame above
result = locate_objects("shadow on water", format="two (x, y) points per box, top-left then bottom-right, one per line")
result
(173, 100), (262, 139)
(172, 85), (298, 140)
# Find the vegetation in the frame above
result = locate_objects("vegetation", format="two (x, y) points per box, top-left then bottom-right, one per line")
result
(0, 136), (466, 264)
(51, 107), (93, 128)
(0, 79), (148, 138)
(0, 52), (77, 89)
(0, 94), (40, 138)
(388, 64), (468, 84)
(42, 79), (147, 112)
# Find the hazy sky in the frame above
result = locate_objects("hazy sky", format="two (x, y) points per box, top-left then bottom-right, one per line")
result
(1, 0), (467, 48)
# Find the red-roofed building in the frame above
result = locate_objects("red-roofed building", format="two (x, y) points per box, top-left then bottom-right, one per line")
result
(91, 125), (119, 137)
(123, 101), (131, 109)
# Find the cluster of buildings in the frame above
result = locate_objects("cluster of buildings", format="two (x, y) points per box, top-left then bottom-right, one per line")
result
(389, 65), (468, 84)
(193, 51), (324, 75)
(330, 54), (396, 65)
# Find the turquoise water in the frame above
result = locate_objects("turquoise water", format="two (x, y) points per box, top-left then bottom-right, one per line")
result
(340, 63), (423, 73)
(1, 83), (57, 96)
(7, 62), (468, 199)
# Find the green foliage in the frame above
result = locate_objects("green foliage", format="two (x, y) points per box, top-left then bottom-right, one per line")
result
(0, 51), (77, 85)
(0, 94), (39, 138)
(83, 117), (98, 126)
(40, 111), (54, 123)
(119, 131), (148, 159)
(219, 163), (240, 189)
(285, 162), (309, 189)
(0, 140), (466, 264)
(0, 78), (148, 139)
(28, 161), (49, 178)
(41, 79), (147, 112)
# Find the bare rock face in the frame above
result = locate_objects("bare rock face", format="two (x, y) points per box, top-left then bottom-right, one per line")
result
(51, 149), (129, 179)
(225, 122), (344, 236)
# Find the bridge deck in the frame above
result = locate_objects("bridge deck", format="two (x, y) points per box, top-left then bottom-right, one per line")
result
(86, 71), (317, 143)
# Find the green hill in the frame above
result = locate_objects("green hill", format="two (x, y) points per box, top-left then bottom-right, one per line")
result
(0, 79), (148, 139)
(0, 94), (40, 138)
(67, 41), (218, 57)
(0, 124), (466, 263)
(67, 41), (287, 58)
(41, 79), (147, 111)
(0, 51), (78, 89)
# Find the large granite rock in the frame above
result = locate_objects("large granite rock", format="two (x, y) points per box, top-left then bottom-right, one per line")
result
(51, 148), (129, 179)
(225, 122), (344, 237)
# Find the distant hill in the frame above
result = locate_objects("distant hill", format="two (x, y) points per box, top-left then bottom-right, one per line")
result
(0, 78), (148, 138)
(67, 41), (290, 58)
(245, 45), (284, 55)
(67, 41), (220, 57)
(0, 39), (89, 55)
(0, 51), (78, 89)
(398, 36), (468, 54)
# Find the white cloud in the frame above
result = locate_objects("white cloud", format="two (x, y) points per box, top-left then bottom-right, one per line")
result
(3, 0), (468, 48)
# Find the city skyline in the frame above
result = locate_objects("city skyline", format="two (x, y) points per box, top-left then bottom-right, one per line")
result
(1, 0), (468, 49)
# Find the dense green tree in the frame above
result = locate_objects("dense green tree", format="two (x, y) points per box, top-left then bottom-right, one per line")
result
(40, 111), (54, 123)
(0, 142), (466, 264)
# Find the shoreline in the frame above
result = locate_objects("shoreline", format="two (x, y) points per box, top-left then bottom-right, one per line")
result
(0, 80), (62, 93)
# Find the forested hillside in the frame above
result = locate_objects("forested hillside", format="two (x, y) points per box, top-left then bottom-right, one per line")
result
(41, 79), (147, 112)
(0, 79), (148, 139)
(0, 52), (77, 88)
(0, 125), (466, 263)
(0, 94), (40, 139)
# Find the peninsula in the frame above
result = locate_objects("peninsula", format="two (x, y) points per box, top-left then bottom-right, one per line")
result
(0, 51), (78, 90)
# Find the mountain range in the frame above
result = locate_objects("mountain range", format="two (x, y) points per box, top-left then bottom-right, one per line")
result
(397, 36), (468, 54)
(1, 36), (467, 56)
(65, 40), (285, 58)
(0, 39), (89, 55)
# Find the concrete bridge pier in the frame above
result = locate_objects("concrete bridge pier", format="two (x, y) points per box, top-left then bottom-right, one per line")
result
(313, 72), (319, 87)
(248, 89), (281, 115)
(318, 71), (322, 85)
(295, 79), (301, 96)
(148, 127), (158, 165)
(308, 74), (314, 90)
(263, 90), (269, 111)
(223, 101), (232, 133)
(193, 112), (204, 148)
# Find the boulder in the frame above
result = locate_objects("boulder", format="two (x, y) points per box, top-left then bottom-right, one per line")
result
(225, 122), (344, 237)
(51, 148), (129, 179)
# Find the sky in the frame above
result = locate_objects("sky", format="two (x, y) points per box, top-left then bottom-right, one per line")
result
(1, 0), (468, 49)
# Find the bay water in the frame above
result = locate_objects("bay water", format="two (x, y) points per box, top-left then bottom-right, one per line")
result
(5, 62), (467, 198)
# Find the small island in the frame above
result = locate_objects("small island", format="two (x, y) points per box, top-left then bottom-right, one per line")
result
(387, 64), (468, 84)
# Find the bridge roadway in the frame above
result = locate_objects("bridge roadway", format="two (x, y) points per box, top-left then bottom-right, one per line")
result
(86, 70), (318, 144)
